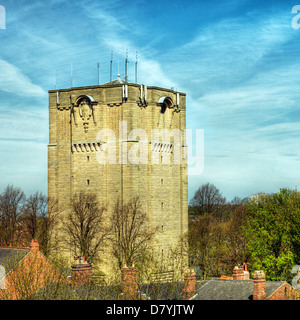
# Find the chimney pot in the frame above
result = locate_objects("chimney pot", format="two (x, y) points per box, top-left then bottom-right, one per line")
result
(71, 257), (92, 287)
(232, 265), (244, 280)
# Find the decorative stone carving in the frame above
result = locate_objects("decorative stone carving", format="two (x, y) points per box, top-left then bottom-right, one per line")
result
(79, 98), (92, 133)
(79, 98), (92, 121)
(72, 97), (97, 133)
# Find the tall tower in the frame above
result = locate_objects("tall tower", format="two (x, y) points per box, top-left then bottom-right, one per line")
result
(48, 77), (188, 274)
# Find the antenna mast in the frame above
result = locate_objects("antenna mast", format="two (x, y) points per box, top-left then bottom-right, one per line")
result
(125, 49), (128, 83)
(135, 51), (138, 84)
(110, 51), (113, 83)
(97, 62), (100, 85)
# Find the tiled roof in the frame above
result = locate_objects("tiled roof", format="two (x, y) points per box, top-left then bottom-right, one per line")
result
(30, 282), (122, 300)
(0, 248), (30, 273)
(31, 281), (208, 300)
(141, 280), (207, 300)
(192, 279), (286, 300)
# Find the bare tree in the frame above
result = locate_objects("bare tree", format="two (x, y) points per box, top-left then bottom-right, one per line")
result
(38, 197), (61, 256)
(22, 192), (47, 240)
(225, 204), (248, 266)
(0, 185), (25, 246)
(230, 196), (249, 206)
(188, 214), (214, 278)
(190, 183), (226, 215)
(19, 192), (61, 256)
(63, 192), (110, 264)
(111, 197), (156, 269)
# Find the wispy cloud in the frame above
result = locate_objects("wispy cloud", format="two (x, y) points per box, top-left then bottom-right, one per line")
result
(79, 2), (177, 88)
(0, 103), (47, 142)
(161, 10), (294, 94)
(0, 0), (299, 200)
(0, 59), (46, 97)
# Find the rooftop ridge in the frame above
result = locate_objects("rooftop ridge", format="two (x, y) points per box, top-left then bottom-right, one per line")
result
(48, 83), (186, 95)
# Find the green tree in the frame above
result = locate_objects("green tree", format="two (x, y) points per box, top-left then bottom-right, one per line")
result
(244, 189), (300, 281)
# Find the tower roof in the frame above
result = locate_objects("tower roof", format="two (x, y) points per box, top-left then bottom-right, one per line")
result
(102, 74), (126, 86)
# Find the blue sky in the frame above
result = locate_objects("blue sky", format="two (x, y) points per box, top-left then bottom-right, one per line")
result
(0, 0), (300, 202)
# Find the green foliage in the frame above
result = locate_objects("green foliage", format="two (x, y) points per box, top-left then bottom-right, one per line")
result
(188, 187), (300, 282)
(244, 189), (300, 281)
(188, 205), (248, 279)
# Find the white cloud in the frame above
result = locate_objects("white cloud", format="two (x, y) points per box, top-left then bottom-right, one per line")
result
(0, 0), (299, 201)
(0, 59), (46, 97)
(161, 11), (294, 95)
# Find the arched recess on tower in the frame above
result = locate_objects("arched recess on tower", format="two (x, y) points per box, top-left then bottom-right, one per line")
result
(158, 96), (173, 114)
(75, 95), (96, 106)
(72, 94), (98, 128)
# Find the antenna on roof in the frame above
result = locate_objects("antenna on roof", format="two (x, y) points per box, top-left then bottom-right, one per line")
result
(97, 62), (100, 85)
(110, 51), (113, 83)
(125, 49), (129, 83)
(135, 51), (138, 84)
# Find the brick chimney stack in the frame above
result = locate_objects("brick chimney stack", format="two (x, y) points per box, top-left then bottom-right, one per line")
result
(182, 269), (197, 299)
(121, 262), (138, 300)
(71, 256), (92, 286)
(232, 265), (244, 280)
(243, 263), (250, 280)
(253, 270), (267, 300)
(30, 239), (39, 253)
